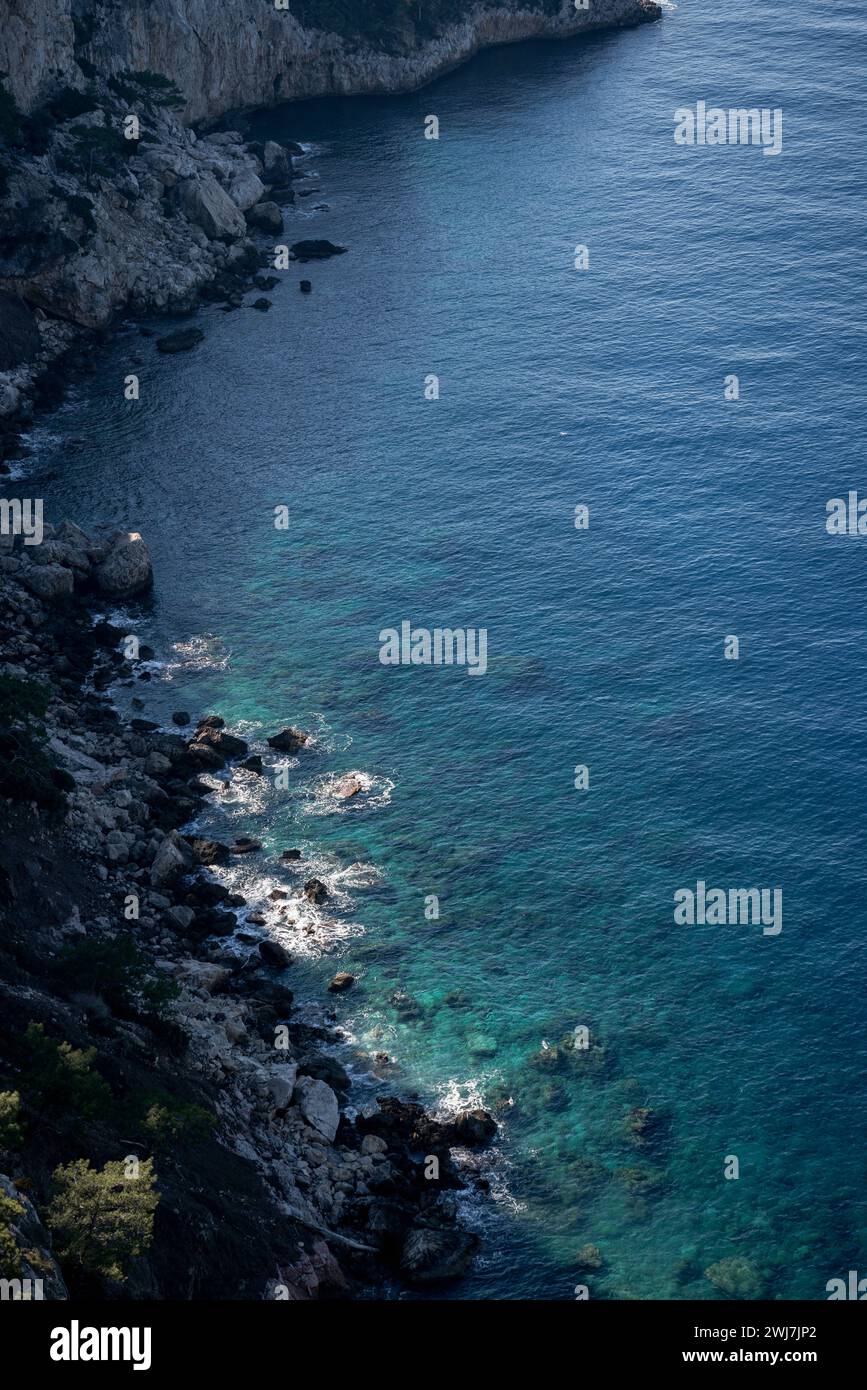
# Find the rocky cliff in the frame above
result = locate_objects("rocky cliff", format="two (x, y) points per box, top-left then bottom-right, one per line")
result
(0, 0), (660, 454)
(1, 0), (660, 123)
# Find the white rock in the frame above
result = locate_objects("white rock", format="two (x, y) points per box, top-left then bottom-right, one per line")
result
(180, 172), (246, 241)
(268, 1063), (299, 1112)
(228, 168), (266, 211)
(150, 829), (193, 887)
(293, 1076), (339, 1143)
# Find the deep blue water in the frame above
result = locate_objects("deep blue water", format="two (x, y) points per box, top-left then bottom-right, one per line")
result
(22, 0), (867, 1298)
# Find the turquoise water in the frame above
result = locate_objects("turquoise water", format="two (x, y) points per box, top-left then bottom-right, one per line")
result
(26, 0), (867, 1298)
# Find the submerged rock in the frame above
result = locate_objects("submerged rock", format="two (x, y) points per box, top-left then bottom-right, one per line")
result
(705, 1256), (764, 1298)
(155, 327), (205, 354)
(399, 1226), (481, 1285)
(575, 1243), (604, 1271)
(328, 972), (355, 993)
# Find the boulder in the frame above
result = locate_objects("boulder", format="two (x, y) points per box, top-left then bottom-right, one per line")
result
(268, 1063), (299, 1111)
(229, 169), (266, 211)
(262, 141), (291, 184)
(21, 563), (74, 601)
(399, 1227), (481, 1285)
(361, 1134), (388, 1156)
(95, 532), (153, 597)
(290, 240), (348, 262)
(193, 726), (248, 759)
(246, 201), (283, 233)
(267, 727), (309, 753)
(185, 742), (226, 771)
(296, 1054), (350, 1095)
(164, 904), (194, 931)
(150, 829), (193, 887)
(293, 1076), (339, 1143)
(303, 878), (328, 905)
(444, 1109), (498, 1147)
(333, 773), (363, 800)
(259, 939), (293, 971)
(185, 837), (231, 866)
(180, 173), (246, 241)
(328, 972), (355, 993)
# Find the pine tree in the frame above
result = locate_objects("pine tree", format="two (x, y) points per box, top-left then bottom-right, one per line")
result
(46, 1158), (159, 1282)
(0, 1091), (23, 1151)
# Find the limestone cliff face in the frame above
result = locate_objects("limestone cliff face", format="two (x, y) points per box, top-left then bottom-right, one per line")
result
(2, 0), (660, 122)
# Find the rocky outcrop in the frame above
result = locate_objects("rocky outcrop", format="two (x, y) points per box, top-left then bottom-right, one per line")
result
(95, 531), (153, 597)
(0, 2), (661, 121)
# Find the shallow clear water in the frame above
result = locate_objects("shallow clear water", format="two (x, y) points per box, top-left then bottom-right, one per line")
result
(21, 0), (867, 1298)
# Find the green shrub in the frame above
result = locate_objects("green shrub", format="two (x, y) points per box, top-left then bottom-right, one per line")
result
(48, 86), (100, 123)
(67, 123), (126, 177)
(141, 1093), (215, 1149)
(0, 1091), (23, 1151)
(19, 1023), (112, 1129)
(0, 1190), (24, 1278)
(108, 70), (185, 109)
(47, 1157), (158, 1282)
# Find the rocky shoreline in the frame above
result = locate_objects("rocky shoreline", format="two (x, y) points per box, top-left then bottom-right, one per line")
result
(0, 96), (326, 469)
(0, 527), (498, 1298)
(0, 0), (665, 1299)
(0, 0), (661, 463)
